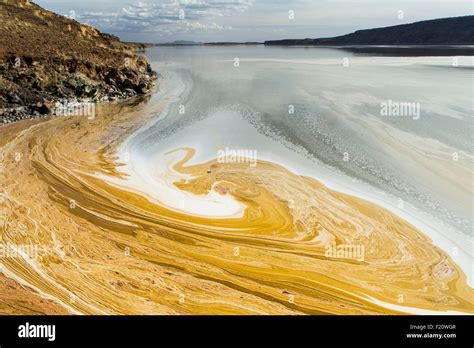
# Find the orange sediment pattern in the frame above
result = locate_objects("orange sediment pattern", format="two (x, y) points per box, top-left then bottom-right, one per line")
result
(0, 100), (473, 315)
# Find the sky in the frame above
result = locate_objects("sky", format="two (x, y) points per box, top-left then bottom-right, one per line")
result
(35, 0), (473, 43)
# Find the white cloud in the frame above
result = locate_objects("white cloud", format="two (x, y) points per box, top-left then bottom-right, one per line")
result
(78, 0), (253, 36)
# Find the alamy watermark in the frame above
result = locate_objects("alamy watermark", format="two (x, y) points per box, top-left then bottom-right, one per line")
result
(380, 100), (420, 120)
(18, 322), (55, 342)
(53, 100), (96, 119)
(325, 243), (365, 261)
(217, 147), (257, 167)
(0, 243), (63, 259)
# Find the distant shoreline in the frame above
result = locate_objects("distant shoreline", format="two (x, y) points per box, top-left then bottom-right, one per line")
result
(147, 15), (474, 49)
(143, 43), (474, 57)
(149, 42), (262, 47)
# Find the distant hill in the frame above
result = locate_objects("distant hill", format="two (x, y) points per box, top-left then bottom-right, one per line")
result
(265, 16), (474, 46)
(173, 40), (202, 45)
(153, 40), (203, 46)
(203, 42), (261, 46)
(153, 41), (261, 46)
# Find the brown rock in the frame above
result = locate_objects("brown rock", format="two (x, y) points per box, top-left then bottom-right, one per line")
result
(0, 0), (157, 122)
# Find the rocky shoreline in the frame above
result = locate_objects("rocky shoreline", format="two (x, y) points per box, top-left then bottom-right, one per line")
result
(0, 54), (157, 124)
(0, 0), (157, 125)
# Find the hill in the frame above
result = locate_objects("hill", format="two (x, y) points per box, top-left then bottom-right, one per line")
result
(265, 16), (474, 46)
(0, 0), (157, 123)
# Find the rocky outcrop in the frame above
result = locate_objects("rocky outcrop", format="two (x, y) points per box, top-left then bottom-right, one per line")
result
(0, 0), (157, 124)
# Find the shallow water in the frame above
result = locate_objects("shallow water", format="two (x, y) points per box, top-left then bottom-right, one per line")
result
(126, 46), (473, 278)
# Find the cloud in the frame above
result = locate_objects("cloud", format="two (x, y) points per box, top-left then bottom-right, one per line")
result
(36, 0), (472, 42)
(78, 0), (253, 36)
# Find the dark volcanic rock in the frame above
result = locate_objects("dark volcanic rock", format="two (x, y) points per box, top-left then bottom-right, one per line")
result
(32, 100), (54, 114)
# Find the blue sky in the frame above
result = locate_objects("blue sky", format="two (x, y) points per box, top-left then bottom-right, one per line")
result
(35, 0), (473, 43)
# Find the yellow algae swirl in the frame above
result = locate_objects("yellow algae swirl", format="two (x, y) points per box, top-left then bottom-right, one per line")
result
(0, 96), (473, 315)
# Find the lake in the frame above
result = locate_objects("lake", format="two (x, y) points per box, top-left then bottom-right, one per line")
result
(120, 46), (473, 282)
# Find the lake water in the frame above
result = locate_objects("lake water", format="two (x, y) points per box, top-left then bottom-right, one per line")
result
(122, 46), (473, 282)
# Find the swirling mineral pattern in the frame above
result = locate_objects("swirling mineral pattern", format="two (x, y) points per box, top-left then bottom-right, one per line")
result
(0, 95), (473, 315)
